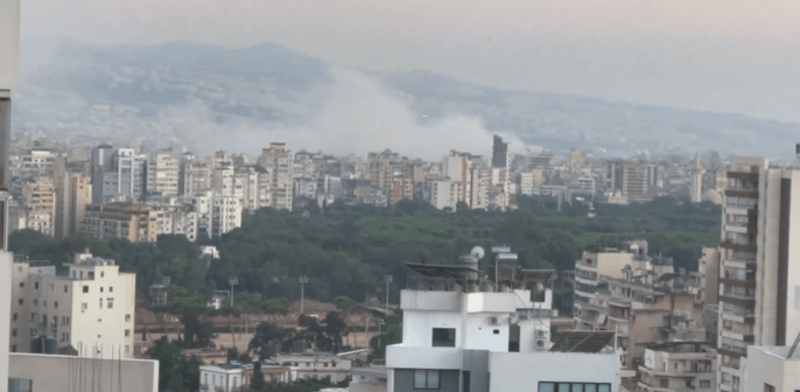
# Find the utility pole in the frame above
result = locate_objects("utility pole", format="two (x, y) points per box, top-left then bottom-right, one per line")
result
(298, 275), (308, 314)
(229, 277), (238, 308)
(384, 275), (393, 317)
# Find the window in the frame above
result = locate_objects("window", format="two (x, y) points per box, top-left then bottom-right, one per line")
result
(764, 384), (775, 392)
(100, 287), (104, 293)
(18, 299), (22, 305)
(81, 303), (88, 311)
(125, 329), (130, 337)
(700, 380), (711, 388)
(19, 282), (24, 288)
(493, 329), (500, 335)
(11, 345), (16, 352)
(109, 286), (113, 293)
(414, 370), (440, 390)
(107, 299), (114, 309)
(64, 285), (68, 293)
(34, 282), (38, 289)
(54, 301), (58, 308)
(99, 299), (103, 309)
(83, 286), (89, 293)
(12, 329), (17, 337)
(660, 379), (669, 387)
(432, 328), (456, 347)
(539, 383), (611, 392)
(12, 313), (17, 321)
(125, 314), (131, 322)
(101, 271), (104, 278)
(33, 299), (37, 306)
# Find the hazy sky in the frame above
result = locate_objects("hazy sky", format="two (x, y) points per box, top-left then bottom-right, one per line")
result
(21, 0), (800, 123)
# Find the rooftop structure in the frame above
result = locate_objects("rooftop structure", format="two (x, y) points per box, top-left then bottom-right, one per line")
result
(387, 246), (620, 392)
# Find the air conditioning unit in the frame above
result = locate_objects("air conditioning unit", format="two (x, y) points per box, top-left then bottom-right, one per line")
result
(536, 330), (547, 338)
(489, 317), (499, 325)
(535, 339), (547, 350)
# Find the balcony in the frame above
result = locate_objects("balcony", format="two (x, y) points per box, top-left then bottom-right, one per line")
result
(720, 241), (756, 253)
(727, 171), (758, 182)
(725, 189), (759, 199)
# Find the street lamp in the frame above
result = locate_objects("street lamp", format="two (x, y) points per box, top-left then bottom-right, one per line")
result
(384, 275), (393, 316)
(298, 275), (308, 314)
(228, 277), (239, 308)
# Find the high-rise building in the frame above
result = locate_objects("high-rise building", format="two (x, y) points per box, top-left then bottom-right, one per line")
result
(622, 162), (650, 202)
(54, 157), (93, 239)
(491, 135), (509, 169)
(180, 153), (214, 196)
(490, 136), (510, 209)
(191, 192), (242, 240)
(691, 153), (704, 203)
(20, 177), (56, 237)
(9, 251), (136, 359)
(258, 143), (294, 211)
(235, 166), (270, 213)
(91, 146), (147, 203)
(146, 149), (179, 197)
(713, 153), (800, 391)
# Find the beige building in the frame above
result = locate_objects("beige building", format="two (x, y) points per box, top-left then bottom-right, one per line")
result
(20, 177), (56, 237)
(426, 179), (460, 210)
(146, 149), (180, 196)
(368, 153), (395, 197)
(9, 251), (136, 359)
(259, 143), (294, 211)
(79, 203), (158, 242)
(191, 191), (242, 240)
(442, 150), (490, 209)
(390, 178), (415, 205)
(622, 162), (651, 202)
(574, 238), (705, 372)
(54, 159), (92, 239)
(519, 168), (545, 196)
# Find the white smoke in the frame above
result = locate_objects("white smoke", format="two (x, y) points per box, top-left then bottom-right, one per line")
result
(176, 69), (527, 161)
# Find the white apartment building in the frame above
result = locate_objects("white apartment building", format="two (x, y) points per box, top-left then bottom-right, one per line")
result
(212, 165), (235, 198)
(9, 251), (136, 359)
(714, 153), (800, 392)
(636, 342), (716, 392)
(387, 247), (620, 392)
(276, 352), (353, 383)
(235, 165), (270, 212)
(743, 346), (800, 391)
(199, 360), (293, 392)
(152, 200), (198, 242)
(191, 191), (242, 240)
(259, 143), (294, 211)
(519, 169), (544, 196)
(91, 146), (147, 203)
(426, 179), (460, 210)
(691, 153), (704, 203)
(146, 149), (180, 196)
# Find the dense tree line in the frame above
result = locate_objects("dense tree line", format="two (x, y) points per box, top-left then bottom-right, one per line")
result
(9, 196), (721, 307)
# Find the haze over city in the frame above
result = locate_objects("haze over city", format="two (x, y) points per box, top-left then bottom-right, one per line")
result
(21, 0), (800, 123)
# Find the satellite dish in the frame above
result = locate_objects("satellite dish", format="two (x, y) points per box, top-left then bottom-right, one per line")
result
(470, 246), (485, 260)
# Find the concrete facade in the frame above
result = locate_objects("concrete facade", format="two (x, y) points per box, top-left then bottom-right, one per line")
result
(743, 346), (800, 392)
(8, 353), (158, 392)
(9, 252), (136, 359)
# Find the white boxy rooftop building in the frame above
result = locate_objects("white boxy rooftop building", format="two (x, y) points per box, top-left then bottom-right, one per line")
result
(386, 247), (621, 392)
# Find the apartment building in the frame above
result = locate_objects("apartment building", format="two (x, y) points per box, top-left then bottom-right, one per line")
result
(426, 179), (460, 210)
(180, 153), (214, 196)
(636, 342), (716, 392)
(91, 146), (147, 203)
(199, 360), (293, 392)
(20, 177), (56, 236)
(276, 352), (353, 383)
(368, 152), (395, 197)
(519, 169), (545, 196)
(79, 202), (158, 242)
(743, 346), (800, 391)
(191, 191), (242, 240)
(9, 251), (136, 359)
(386, 247), (620, 392)
(390, 178), (415, 205)
(146, 149), (180, 196)
(259, 143), (294, 211)
(573, 238), (705, 371)
(622, 162), (651, 202)
(235, 165), (270, 212)
(713, 154), (800, 392)
(153, 202), (198, 242)
(53, 158), (93, 239)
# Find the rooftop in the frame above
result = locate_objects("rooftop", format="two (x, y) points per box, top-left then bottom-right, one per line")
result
(548, 331), (615, 353)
